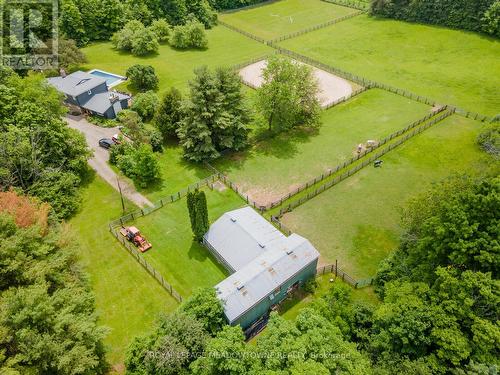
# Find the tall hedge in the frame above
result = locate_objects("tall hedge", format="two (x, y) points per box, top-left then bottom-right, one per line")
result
(208, 0), (268, 11)
(371, 0), (499, 37)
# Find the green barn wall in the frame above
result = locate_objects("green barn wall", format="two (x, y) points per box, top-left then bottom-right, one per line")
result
(232, 259), (318, 330)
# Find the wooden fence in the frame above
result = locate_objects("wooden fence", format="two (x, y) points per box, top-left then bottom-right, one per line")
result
(269, 10), (365, 44)
(217, 19), (267, 44)
(322, 0), (370, 11)
(107, 174), (227, 303)
(275, 109), (455, 214)
(323, 86), (368, 109)
(109, 174), (220, 228)
(109, 225), (183, 303)
(317, 263), (373, 288)
(218, 16), (494, 123)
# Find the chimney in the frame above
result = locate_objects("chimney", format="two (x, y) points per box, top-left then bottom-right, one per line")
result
(109, 93), (119, 103)
(60, 68), (66, 78)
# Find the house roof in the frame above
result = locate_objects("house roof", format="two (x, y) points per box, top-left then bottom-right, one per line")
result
(204, 207), (286, 272)
(47, 71), (107, 97)
(215, 233), (320, 323)
(81, 91), (130, 115)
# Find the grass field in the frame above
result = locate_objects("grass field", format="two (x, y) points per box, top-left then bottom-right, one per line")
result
(135, 142), (212, 202)
(280, 15), (500, 116)
(219, 0), (358, 40)
(130, 187), (245, 296)
(69, 173), (178, 368)
(82, 25), (273, 94)
(214, 88), (431, 205)
(281, 115), (493, 279)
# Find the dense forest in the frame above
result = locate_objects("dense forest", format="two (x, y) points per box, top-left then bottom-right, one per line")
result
(371, 0), (500, 37)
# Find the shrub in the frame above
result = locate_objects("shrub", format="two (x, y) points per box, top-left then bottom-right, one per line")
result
(169, 20), (208, 49)
(114, 143), (160, 187)
(111, 20), (145, 51)
(131, 91), (159, 121)
(303, 278), (319, 294)
(149, 18), (171, 42)
(147, 128), (163, 152)
(126, 64), (159, 92)
(154, 87), (184, 140)
(131, 27), (159, 56)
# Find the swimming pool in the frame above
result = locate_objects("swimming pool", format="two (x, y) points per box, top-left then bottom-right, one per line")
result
(88, 69), (126, 88)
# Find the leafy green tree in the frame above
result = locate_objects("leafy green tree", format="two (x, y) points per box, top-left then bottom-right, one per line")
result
(180, 287), (225, 336)
(0, 72), (90, 219)
(160, 0), (188, 25)
(131, 91), (160, 121)
(132, 27), (159, 56)
(133, 144), (161, 187)
(257, 56), (321, 132)
(186, 0), (217, 28)
(149, 18), (171, 42)
(155, 87), (184, 140)
(126, 312), (208, 375)
(56, 38), (87, 70)
(482, 1), (500, 37)
(0, 201), (107, 374)
(117, 109), (146, 143)
(126, 64), (159, 92)
(147, 128), (164, 152)
(375, 175), (500, 287)
(190, 325), (250, 375)
(169, 20), (208, 49)
(111, 20), (144, 51)
(59, 0), (88, 45)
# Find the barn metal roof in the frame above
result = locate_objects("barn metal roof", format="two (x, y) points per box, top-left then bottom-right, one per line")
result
(204, 206), (286, 272)
(215, 233), (319, 324)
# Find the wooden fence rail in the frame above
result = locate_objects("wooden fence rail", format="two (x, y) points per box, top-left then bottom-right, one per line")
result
(316, 263), (373, 288)
(109, 226), (183, 303)
(275, 109), (455, 214)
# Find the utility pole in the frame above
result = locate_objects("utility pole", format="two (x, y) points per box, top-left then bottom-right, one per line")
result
(117, 177), (125, 213)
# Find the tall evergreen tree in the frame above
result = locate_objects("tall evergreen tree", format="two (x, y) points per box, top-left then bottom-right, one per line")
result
(186, 189), (209, 241)
(177, 67), (220, 162)
(212, 67), (251, 152)
(177, 66), (250, 162)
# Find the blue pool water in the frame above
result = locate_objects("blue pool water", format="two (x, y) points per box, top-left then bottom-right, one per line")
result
(88, 70), (124, 87)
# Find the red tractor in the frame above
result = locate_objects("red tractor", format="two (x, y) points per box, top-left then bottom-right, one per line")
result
(120, 226), (152, 252)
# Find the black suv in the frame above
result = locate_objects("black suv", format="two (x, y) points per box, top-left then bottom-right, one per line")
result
(99, 138), (114, 149)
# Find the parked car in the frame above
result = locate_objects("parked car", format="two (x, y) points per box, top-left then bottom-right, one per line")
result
(99, 138), (114, 149)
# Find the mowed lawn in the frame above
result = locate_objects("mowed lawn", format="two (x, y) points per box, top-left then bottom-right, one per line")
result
(281, 115), (493, 279)
(135, 142), (212, 202)
(214, 89), (431, 205)
(219, 0), (358, 40)
(69, 173), (178, 367)
(131, 187), (246, 297)
(280, 15), (500, 116)
(82, 25), (273, 94)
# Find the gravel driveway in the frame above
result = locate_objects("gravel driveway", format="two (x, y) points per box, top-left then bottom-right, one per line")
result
(65, 115), (153, 208)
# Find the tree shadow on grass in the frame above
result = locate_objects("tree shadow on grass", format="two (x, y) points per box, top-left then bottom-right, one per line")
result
(188, 240), (228, 277)
(215, 124), (321, 175)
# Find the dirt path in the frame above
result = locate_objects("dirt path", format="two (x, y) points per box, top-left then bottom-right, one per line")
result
(65, 115), (153, 208)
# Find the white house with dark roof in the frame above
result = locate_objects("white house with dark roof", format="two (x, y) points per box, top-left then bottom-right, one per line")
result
(203, 207), (320, 336)
(47, 71), (130, 119)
